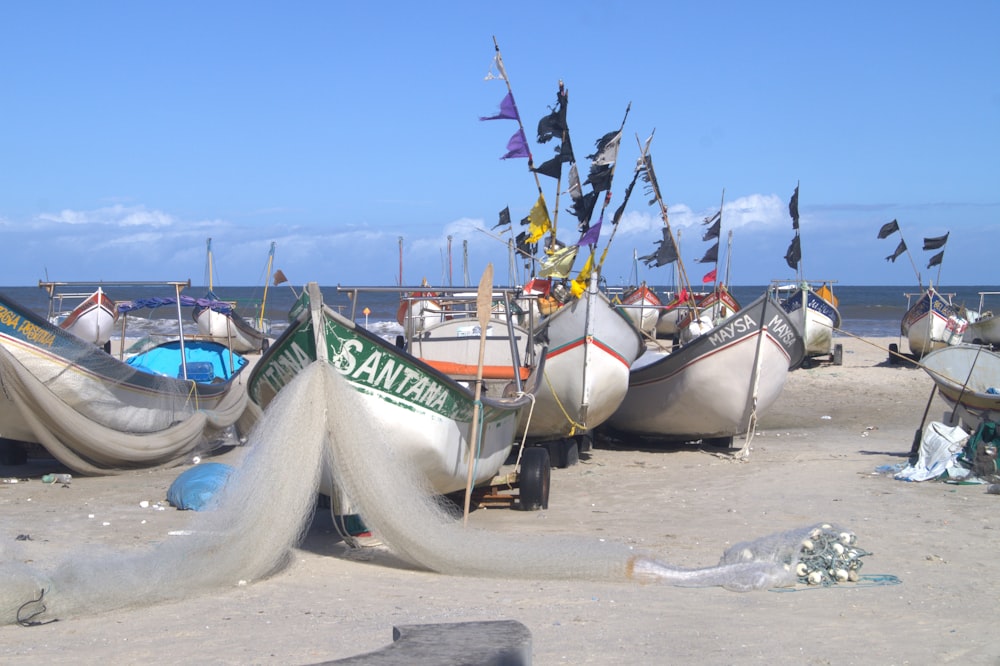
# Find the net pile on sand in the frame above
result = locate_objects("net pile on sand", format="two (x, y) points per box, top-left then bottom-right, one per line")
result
(1, 362), (865, 625)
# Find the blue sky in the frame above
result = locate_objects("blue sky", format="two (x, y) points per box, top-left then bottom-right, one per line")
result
(2, 2), (997, 288)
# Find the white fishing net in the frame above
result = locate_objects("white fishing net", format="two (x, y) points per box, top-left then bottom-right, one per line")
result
(1, 362), (865, 626)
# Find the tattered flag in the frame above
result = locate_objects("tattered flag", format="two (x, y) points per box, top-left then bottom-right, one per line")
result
(639, 228), (679, 267)
(576, 214), (602, 246)
(570, 253), (595, 298)
(479, 91), (520, 121)
(484, 53), (508, 82)
(789, 184), (800, 230)
(702, 211), (721, 241)
(584, 163), (613, 193)
(927, 250), (945, 268)
(539, 245), (579, 278)
(587, 129), (622, 166)
(493, 206), (512, 230)
(923, 232), (949, 250)
(700, 241), (720, 265)
(784, 236), (800, 270)
(533, 137), (574, 179)
(526, 193), (551, 243)
(877, 219), (899, 239)
(885, 239), (907, 262)
(536, 87), (568, 143)
(273, 269), (288, 286)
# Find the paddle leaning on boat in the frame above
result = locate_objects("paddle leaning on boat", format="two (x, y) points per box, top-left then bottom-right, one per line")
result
(0, 282), (250, 474)
(246, 281), (552, 538)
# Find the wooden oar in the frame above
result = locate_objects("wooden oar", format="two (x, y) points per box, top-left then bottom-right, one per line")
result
(463, 263), (494, 526)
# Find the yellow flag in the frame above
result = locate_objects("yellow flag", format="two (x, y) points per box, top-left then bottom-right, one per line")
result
(527, 194), (551, 243)
(539, 245), (579, 278)
(570, 253), (594, 298)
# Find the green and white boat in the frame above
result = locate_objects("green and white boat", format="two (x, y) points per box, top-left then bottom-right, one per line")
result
(247, 283), (549, 526)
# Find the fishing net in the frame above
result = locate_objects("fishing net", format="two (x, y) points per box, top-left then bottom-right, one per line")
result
(1, 361), (867, 627)
(0, 291), (249, 474)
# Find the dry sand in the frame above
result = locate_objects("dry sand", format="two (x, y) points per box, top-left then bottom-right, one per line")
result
(1, 335), (998, 665)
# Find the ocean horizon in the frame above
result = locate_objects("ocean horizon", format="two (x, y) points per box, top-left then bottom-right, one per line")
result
(8, 282), (1000, 341)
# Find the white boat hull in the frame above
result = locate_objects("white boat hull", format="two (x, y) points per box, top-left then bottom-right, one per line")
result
(607, 294), (804, 440)
(522, 277), (644, 439)
(902, 287), (966, 357)
(921, 344), (1000, 427)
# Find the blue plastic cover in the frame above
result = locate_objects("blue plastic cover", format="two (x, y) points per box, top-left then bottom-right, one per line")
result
(166, 462), (234, 511)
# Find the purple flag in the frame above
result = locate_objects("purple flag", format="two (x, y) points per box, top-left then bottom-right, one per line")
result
(480, 92), (520, 121)
(501, 128), (529, 160)
(576, 215), (603, 246)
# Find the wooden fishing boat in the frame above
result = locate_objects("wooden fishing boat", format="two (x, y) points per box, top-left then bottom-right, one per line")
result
(0, 285), (250, 474)
(193, 239), (269, 353)
(605, 292), (804, 446)
(248, 282), (548, 506)
(522, 272), (645, 441)
(54, 287), (119, 347)
(921, 344), (1000, 427)
(900, 284), (967, 358)
(617, 282), (661, 336)
(962, 291), (1000, 346)
(774, 281), (843, 366)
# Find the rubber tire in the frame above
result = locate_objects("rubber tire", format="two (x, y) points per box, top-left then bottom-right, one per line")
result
(832, 343), (843, 366)
(517, 446), (550, 511)
(559, 438), (579, 468)
(888, 343), (899, 365)
(576, 432), (593, 453)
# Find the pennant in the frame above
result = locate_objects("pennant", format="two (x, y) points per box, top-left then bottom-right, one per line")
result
(273, 269), (288, 286)
(539, 245), (579, 278)
(702, 211), (721, 241)
(923, 232), (949, 250)
(639, 228), (679, 267)
(927, 250), (945, 268)
(702, 268), (717, 284)
(570, 253), (594, 298)
(877, 219), (899, 239)
(784, 236), (800, 269)
(536, 88), (568, 143)
(569, 190), (598, 226)
(576, 214), (602, 246)
(480, 92), (519, 121)
(587, 130), (621, 166)
(789, 185), (800, 230)
(885, 239), (906, 262)
(611, 163), (642, 225)
(515, 230), (533, 255)
(526, 194), (551, 243)
(699, 242), (719, 264)
(484, 53), (508, 81)
(492, 206), (512, 230)
(533, 138), (574, 179)
(584, 163), (613, 193)
(501, 128), (530, 160)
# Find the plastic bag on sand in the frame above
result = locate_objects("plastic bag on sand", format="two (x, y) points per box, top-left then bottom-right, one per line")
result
(894, 421), (969, 482)
(167, 462), (234, 510)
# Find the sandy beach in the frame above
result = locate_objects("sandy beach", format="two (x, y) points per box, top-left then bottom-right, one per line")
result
(2, 335), (998, 665)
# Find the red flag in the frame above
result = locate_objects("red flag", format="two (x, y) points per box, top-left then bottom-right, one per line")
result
(702, 268), (717, 284)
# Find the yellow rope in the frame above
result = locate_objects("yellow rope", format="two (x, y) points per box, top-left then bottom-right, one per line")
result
(542, 368), (584, 436)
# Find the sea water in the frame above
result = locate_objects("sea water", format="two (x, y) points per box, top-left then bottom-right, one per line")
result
(5, 283), (999, 341)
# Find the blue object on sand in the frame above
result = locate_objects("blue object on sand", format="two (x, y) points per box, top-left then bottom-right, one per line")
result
(167, 462), (234, 511)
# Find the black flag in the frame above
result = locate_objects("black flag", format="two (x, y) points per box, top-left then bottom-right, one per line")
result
(639, 228), (679, 267)
(492, 206), (512, 230)
(699, 241), (719, 264)
(923, 232), (949, 250)
(927, 250), (945, 268)
(877, 219), (899, 239)
(788, 185), (800, 230)
(533, 137), (574, 179)
(702, 211), (721, 241)
(784, 236), (801, 269)
(885, 239), (907, 263)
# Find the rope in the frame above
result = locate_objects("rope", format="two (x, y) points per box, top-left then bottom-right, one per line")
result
(542, 369), (585, 436)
